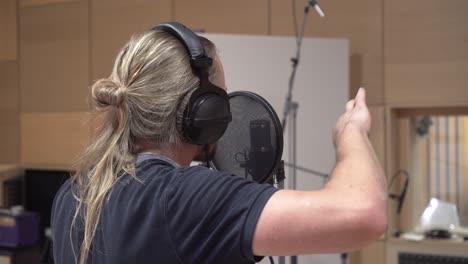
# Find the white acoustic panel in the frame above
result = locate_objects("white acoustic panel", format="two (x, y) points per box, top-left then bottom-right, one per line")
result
(203, 33), (349, 264)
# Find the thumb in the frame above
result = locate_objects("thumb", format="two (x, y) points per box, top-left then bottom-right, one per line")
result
(355, 87), (367, 108)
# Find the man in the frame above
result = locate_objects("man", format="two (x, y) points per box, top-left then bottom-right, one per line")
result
(52, 23), (386, 264)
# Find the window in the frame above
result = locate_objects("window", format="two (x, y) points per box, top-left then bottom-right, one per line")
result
(414, 115), (467, 226)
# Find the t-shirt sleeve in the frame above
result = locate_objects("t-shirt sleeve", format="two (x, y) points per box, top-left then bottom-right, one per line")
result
(163, 166), (278, 263)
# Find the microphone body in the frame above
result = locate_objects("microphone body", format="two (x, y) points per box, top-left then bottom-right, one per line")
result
(308, 0), (325, 17)
(247, 120), (274, 182)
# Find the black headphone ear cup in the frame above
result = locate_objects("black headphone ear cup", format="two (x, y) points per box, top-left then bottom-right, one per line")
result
(176, 90), (194, 142)
(184, 94), (231, 145)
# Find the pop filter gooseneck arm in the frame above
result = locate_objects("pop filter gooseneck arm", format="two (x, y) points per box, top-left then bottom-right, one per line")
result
(278, 2), (325, 264)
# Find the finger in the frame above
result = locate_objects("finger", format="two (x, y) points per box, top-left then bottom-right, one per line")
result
(355, 87), (367, 108)
(346, 99), (355, 112)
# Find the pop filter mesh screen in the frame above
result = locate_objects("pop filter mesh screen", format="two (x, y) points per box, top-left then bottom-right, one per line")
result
(210, 91), (283, 184)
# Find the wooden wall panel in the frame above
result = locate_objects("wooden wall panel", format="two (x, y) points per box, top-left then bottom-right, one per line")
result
(91, 0), (172, 80)
(461, 118), (468, 226)
(20, 0), (79, 7)
(174, 0), (269, 35)
(270, 0), (384, 104)
(19, 0), (89, 112)
(369, 105), (386, 167)
(0, 0), (17, 60)
(385, 0), (468, 107)
(0, 165), (23, 207)
(0, 61), (18, 112)
(20, 112), (90, 169)
(359, 240), (386, 264)
(0, 61), (19, 163)
(0, 111), (20, 163)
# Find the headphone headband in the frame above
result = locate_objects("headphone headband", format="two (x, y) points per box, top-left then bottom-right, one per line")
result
(152, 22), (213, 70)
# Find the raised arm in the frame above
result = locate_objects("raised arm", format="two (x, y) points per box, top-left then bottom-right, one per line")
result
(252, 88), (387, 256)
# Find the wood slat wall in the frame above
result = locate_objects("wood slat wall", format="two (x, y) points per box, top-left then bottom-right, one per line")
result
(91, 0), (173, 80)
(174, 0), (269, 35)
(19, 0), (79, 8)
(0, 0), (18, 61)
(0, 0), (19, 164)
(369, 106), (386, 166)
(385, 0), (468, 107)
(461, 119), (468, 226)
(0, 61), (19, 163)
(19, 0), (89, 112)
(20, 112), (90, 169)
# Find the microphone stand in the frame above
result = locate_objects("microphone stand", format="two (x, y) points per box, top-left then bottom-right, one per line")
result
(278, 2), (327, 264)
(278, 3), (310, 264)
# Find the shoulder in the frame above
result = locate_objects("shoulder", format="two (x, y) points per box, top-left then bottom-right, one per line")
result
(51, 179), (73, 214)
(166, 165), (278, 218)
(52, 178), (72, 211)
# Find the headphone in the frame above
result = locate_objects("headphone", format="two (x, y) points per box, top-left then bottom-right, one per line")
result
(152, 22), (232, 145)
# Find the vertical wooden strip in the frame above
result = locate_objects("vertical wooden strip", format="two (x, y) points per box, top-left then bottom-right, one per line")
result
(0, 0), (17, 60)
(448, 116), (458, 205)
(445, 116), (451, 202)
(429, 117), (437, 199)
(455, 116), (460, 209)
(435, 117), (440, 199)
(426, 134), (431, 202)
(460, 117), (468, 225)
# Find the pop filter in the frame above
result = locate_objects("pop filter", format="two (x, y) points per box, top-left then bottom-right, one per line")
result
(210, 91), (283, 184)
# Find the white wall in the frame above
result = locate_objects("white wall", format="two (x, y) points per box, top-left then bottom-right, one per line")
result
(204, 33), (349, 264)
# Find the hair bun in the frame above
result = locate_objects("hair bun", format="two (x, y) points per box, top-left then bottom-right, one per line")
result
(91, 79), (126, 108)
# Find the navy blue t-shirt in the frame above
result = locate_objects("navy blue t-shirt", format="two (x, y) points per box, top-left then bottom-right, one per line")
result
(51, 154), (278, 264)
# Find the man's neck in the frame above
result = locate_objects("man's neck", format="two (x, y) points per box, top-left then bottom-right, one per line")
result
(137, 141), (197, 166)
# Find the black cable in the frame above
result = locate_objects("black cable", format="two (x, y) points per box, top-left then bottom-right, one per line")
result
(388, 170), (409, 194)
(269, 256), (275, 264)
(388, 170), (410, 214)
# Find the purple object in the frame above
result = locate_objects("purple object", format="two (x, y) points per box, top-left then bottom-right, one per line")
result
(0, 210), (39, 248)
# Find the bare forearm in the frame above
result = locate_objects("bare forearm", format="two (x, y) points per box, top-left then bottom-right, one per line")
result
(327, 124), (387, 207)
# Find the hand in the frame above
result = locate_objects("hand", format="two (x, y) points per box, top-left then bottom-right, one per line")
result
(333, 88), (371, 147)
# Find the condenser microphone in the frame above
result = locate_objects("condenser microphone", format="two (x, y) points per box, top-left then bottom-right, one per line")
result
(308, 0), (325, 17)
(247, 119), (274, 182)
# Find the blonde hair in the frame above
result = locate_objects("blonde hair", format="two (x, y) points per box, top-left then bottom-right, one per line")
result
(71, 30), (217, 264)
